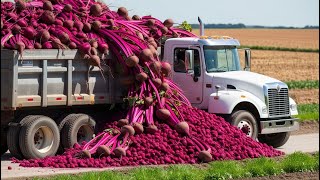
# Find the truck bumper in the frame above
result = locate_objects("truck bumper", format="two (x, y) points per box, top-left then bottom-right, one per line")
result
(260, 118), (299, 134)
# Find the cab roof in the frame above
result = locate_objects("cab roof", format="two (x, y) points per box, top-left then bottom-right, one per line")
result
(165, 36), (241, 47)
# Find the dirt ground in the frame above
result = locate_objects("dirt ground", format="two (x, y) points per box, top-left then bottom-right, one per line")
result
(289, 89), (319, 105)
(238, 171), (319, 180)
(250, 50), (319, 82)
(292, 120), (319, 135)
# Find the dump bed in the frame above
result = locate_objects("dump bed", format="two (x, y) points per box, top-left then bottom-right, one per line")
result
(1, 49), (125, 111)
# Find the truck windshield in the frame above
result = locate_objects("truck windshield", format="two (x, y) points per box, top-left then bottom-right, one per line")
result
(204, 46), (241, 72)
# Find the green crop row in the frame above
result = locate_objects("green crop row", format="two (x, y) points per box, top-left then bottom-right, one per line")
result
(297, 104), (319, 121)
(36, 152), (319, 180)
(240, 45), (319, 53)
(286, 80), (319, 90)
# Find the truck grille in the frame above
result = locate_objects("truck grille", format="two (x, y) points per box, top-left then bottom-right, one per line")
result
(267, 88), (290, 117)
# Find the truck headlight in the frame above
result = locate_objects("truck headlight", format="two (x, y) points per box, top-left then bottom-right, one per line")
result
(290, 104), (297, 111)
(262, 106), (268, 114)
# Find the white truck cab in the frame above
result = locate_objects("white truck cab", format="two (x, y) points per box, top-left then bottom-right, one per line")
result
(160, 18), (299, 148)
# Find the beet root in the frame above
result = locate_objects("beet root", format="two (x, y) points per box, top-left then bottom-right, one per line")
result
(133, 123), (144, 134)
(175, 121), (190, 136)
(145, 125), (158, 134)
(117, 119), (129, 127)
(82, 150), (91, 158)
(198, 150), (212, 163)
(156, 109), (171, 121)
(96, 145), (111, 157)
(121, 125), (135, 136)
(114, 147), (126, 157)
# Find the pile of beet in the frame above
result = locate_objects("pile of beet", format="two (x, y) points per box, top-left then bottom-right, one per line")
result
(2, 0), (284, 168)
(12, 106), (283, 168)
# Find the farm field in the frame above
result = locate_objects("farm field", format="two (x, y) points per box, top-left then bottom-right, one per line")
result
(250, 50), (319, 82)
(290, 89), (319, 105)
(193, 29), (319, 49)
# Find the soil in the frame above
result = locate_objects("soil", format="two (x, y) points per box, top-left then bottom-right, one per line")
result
(290, 89), (319, 105)
(291, 120), (319, 135)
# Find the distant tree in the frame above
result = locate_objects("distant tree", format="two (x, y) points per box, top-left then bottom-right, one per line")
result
(304, 25), (319, 29)
(178, 21), (193, 32)
(189, 23), (317, 29)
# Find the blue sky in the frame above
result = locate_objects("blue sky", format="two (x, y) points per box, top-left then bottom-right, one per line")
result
(103, 0), (319, 27)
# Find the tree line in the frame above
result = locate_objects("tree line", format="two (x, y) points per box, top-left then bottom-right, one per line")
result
(190, 24), (319, 29)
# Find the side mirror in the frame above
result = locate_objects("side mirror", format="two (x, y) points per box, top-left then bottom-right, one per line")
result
(185, 50), (194, 71)
(244, 48), (251, 71)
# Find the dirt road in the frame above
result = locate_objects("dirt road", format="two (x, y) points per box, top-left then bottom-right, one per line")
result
(1, 132), (319, 180)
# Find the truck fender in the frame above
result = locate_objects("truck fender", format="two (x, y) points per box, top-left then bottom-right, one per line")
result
(208, 90), (268, 118)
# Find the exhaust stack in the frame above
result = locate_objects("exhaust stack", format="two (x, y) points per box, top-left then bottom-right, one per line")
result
(198, 17), (204, 36)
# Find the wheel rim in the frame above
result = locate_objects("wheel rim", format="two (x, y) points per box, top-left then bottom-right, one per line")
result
(77, 125), (93, 144)
(237, 120), (253, 137)
(34, 126), (54, 154)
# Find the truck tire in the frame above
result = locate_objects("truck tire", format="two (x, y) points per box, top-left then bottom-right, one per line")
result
(19, 116), (60, 159)
(1, 126), (8, 155)
(258, 132), (291, 148)
(56, 113), (77, 154)
(7, 116), (42, 159)
(60, 114), (95, 149)
(229, 110), (258, 140)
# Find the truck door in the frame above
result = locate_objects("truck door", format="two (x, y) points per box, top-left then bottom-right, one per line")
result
(171, 47), (203, 104)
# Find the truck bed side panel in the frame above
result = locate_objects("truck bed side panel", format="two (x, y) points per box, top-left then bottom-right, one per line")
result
(1, 50), (125, 110)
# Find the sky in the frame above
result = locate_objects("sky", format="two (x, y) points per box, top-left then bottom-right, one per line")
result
(102, 0), (319, 27)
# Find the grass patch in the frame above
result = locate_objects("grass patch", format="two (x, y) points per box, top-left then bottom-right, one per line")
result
(205, 161), (248, 179)
(286, 80), (319, 89)
(35, 152), (319, 180)
(297, 104), (319, 121)
(281, 152), (319, 173)
(240, 45), (319, 53)
(244, 157), (282, 177)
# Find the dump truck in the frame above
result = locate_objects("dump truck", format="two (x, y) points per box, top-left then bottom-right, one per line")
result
(1, 19), (299, 159)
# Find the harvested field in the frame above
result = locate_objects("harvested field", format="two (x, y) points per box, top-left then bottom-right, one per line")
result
(249, 50), (319, 82)
(193, 29), (319, 49)
(289, 89), (319, 105)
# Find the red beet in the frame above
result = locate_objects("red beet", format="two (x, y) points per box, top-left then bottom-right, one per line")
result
(121, 125), (135, 136)
(140, 49), (153, 62)
(114, 147), (126, 157)
(96, 145), (111, 157)
(156, 109), (170, 120)
(40, 11), (55, 24)
(161, 62), (172, 77)
(144, 96), (153, 106)
(126, 55), (139, 67)
(135, 72), (148, 82)
(163, 19), (174, 28)
(117, 119), (129, 127)
(175, 122), (190, 135)
(133, 123), (144, 134)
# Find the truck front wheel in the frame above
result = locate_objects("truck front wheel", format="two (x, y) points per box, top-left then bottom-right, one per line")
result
(258, 132), (290, 148)
(229, 110), (258, 140)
